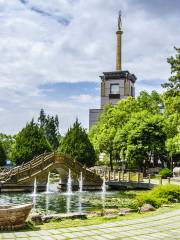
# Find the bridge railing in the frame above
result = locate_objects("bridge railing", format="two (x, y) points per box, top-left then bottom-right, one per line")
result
(0, 152), (103, 185)
(54, 153), (102, 185)
(0, 152), (55, 183)
(95, 170), (143, 183)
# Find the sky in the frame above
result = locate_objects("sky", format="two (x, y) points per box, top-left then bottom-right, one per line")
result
(0, 0), (180, 135)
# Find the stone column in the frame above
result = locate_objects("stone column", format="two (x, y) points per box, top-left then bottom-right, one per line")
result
(116, 30), (123, 71)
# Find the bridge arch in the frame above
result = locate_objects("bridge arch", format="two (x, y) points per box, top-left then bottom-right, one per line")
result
(0, 153), (102, 192)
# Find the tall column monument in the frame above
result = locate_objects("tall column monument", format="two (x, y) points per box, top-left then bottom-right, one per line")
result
(89, 12), (137, 128)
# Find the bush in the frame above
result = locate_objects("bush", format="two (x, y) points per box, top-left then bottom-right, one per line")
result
(159, 168), (172, 179)
(137, 184), (180, 208)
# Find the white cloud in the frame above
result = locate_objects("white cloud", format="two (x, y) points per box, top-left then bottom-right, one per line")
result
(70, 94), (100, 104)
(0, 0), (179, 134)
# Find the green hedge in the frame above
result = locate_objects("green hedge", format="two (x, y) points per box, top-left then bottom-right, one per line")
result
(137, 184), (180, 208)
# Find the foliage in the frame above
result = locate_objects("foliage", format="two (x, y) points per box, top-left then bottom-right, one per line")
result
(137, 184), (180, 208)
(11, 120), (51, 165)
(85, 191), (139, 210)
(89, 92), (166, 171)
(59, 119), (96, 167)
(38, 109), (60, 150)
(0, 133), (15, 161)
(0, 141), (6, 166)
(115, 112), (167, 173)
(162, 47), (180, 96)
(159, 168), (173, 179)
(166, 134), (180, 158)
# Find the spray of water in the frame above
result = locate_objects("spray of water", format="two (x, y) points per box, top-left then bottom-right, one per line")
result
(32, 177), (37, 196)
(67, 169), (72, 194)
(101, 176), (106, 194)
(79, 172), (83, 192)
(46, 172), (50, 194)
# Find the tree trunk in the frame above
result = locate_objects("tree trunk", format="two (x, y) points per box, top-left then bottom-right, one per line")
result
(109, 152), (113, 171)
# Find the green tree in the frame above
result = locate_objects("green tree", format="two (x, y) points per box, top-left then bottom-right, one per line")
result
(11, 120), (51, 165)
(38, 108), (46, 128)
(59, 119), (96, 167)
(114, 112), (167, 174)
(166, 134), (180, 168)
(0, 133), (15, 161)
(0, 141), (6, 166)
(137, 91), (163, 114)
(162, 47), (180, 96)
(38, 109), (60, 150)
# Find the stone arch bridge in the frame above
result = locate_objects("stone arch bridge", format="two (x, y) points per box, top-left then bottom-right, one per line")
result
(0, 152), (102, 192)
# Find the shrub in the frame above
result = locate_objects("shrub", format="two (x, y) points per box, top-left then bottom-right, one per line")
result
(159, 168), (172, 179)
(137, 184), (180, 208)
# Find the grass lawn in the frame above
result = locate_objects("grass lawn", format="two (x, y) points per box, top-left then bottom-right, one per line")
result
(26, 203), (180, 231)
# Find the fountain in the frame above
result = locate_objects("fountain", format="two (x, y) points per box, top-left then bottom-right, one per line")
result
(67, 169), (72, 194)
(32, 177), (37, 196)
(46, 172), (51, 194)
(45, 194), (49, 215)
(79, 172), (83, 192)
(101, 176), (106, 194)
(66, 195), (71, 213)
(78, 194), (82, 213)
(32, 177), (37, 211)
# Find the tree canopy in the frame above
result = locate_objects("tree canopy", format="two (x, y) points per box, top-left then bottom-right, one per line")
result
(38, 109), (60, 150)
(162, 47), (180, 96)
(11, 120), (51, 165)
(89, 91), (179, 171)
(0, 133), (15, 161)
(0, 141), (6, 166)
(59, 119), (96, 167)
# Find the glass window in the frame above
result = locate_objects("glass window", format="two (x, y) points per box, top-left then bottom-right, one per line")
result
(110, 84), (119, 94)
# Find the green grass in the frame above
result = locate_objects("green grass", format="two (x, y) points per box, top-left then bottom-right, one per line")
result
(2, 203), (180, 232)
(26, 203), (180, 230)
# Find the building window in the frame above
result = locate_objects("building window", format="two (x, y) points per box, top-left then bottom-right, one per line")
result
(110, 84), (119, 94)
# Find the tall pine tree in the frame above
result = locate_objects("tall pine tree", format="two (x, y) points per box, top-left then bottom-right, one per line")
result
(11, 120), (51, 165)
(38, 109), (60, 150)
(59, 119), (96, 167)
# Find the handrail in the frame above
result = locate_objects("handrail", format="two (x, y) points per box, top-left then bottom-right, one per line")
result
(0, 152), (102, 185)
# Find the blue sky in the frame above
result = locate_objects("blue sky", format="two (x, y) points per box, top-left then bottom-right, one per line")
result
(0, 0), (180, 134)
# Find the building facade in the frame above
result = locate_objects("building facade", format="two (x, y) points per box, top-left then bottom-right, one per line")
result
(89, 12), (137, 129)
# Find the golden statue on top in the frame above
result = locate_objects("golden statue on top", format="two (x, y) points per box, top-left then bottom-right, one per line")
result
(118, 10), (122, 31)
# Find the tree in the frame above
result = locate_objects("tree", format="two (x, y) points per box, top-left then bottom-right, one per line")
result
(0, 133), (15, 161)
(114, 112), (167, 174)
(166, 134), (180, 168)
(38, 109), (60, 150)
(162, 47), (180, 96)
(11, 120), (51, 165)
(137, 91), (163, 114)
(38, 109), (46, 128)
(89, 96), (149, 170)
(59, 119), (96, 167)
(0, 141), (6, 166)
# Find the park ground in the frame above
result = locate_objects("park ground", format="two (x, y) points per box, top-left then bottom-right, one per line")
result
(1, 204), (180, 240)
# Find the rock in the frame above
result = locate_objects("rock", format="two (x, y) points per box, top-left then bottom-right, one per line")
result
(30, 214), (43, 224)
(42, 212), (87, 223)
(104, 214), (117, 219)
(140, 204), (156, 213)
(119, 208), (136, 216)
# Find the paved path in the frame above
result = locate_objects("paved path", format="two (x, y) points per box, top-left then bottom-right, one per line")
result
(1, 210), (180, 240)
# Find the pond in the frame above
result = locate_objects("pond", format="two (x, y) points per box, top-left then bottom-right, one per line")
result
(0, 184), (138, 214)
